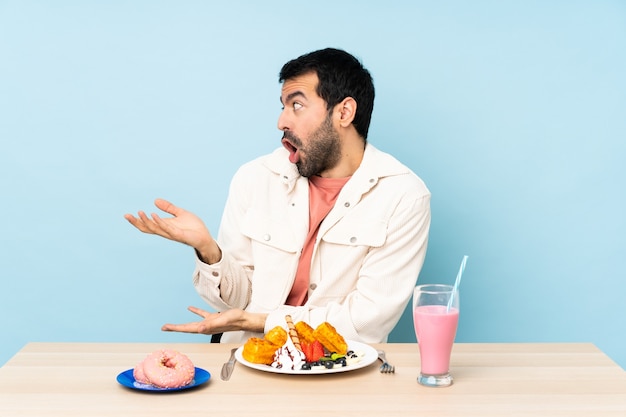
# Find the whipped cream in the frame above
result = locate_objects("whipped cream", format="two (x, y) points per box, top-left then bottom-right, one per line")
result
(345, 350), (365, 366)
(271, 336), (306, 371)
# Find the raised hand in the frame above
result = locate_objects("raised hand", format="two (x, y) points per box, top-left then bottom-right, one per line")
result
(124, 198), (221, 263)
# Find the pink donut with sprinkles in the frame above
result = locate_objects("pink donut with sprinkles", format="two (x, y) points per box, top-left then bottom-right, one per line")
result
(134, 349), (195, 388)
(133, 362), (150, 384)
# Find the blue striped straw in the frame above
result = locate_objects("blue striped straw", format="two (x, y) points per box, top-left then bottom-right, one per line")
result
(447, 255), (468, 312)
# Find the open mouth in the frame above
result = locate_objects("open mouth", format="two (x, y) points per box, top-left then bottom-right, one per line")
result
(282, 137), (300, 164)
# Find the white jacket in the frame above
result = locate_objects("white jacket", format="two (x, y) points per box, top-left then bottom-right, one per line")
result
(193, 143), (431, 344)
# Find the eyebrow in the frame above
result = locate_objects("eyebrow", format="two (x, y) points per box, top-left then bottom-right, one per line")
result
(280, 91), (306, 105)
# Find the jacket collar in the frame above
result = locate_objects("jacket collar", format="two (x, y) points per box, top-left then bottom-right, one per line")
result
(263, 143), (410, 194)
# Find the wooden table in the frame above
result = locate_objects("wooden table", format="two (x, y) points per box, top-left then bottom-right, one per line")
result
(0, 342), (624, 416)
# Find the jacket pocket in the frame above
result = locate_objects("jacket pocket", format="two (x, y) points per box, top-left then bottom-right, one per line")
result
(240, 208), (300, 253)
(321, 218), (387, 248)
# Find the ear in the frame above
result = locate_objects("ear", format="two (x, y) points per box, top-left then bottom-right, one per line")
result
(335, 97), (357, 127)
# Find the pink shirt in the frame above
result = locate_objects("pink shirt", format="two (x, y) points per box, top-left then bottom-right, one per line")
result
(285, 175), (350, 306)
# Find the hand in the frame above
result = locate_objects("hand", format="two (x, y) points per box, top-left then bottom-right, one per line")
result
(161, 306), (268, 335)
(124, 198), (221, 263)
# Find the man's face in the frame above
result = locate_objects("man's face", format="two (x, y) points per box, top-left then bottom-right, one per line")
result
(278, 72), (340, 178)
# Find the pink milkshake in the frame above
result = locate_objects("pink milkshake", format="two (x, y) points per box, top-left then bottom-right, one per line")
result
(413, 305), (459, 375)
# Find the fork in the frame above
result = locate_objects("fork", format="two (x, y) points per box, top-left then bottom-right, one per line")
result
(377, 350), (395, 373)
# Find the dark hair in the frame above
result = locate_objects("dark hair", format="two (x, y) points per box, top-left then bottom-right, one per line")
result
(279, 48), (375, 140)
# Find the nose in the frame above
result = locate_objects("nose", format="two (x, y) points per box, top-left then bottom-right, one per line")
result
(277, 108), (289, 132)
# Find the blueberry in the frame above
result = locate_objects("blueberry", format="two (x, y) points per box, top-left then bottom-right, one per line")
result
(301, 363), (311, 371)
(323, 361), (334, 369)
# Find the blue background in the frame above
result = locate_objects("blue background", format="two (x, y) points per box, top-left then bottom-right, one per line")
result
(1, 1), (625, 368)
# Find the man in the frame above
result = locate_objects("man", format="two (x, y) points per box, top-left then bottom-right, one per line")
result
(125, 48), (431, 344)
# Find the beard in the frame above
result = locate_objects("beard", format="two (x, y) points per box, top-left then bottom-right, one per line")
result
(283, 115), (341, 178)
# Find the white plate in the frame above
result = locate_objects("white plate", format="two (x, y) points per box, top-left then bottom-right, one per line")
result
(234, 340), (378, 375)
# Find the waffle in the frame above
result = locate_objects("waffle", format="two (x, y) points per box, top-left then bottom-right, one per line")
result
(294, 321), (317, 345)
(313, 322), (348, 355)
(241, 326), (287, 365)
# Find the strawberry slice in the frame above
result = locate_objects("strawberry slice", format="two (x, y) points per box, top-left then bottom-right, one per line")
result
(310, 340), (325, 362)
(301, 342), (313, 362)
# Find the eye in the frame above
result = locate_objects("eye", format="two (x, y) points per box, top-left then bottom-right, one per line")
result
(293, 102), (303, 111)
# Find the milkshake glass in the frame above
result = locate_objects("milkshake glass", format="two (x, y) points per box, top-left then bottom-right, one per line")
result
(412, 284), (459, 387)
